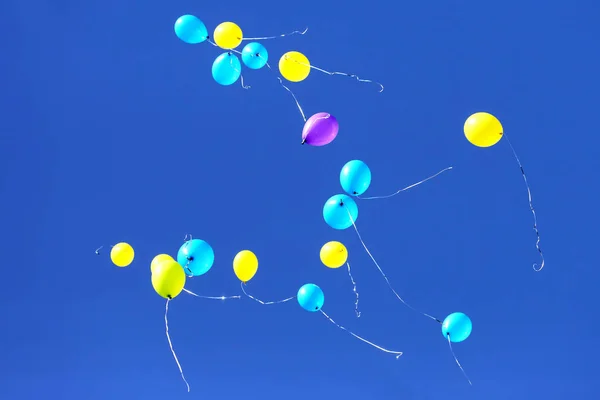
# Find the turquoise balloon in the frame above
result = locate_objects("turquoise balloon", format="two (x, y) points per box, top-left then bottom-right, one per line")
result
(177, 239), (215, 277)
(442, 312), (472, 343)
(212, 52), (242, 86)
(241, 42), (268, 69)
(323, 194), (358, 230)
(174, 15), (208, 44)
(297, 283), (324, 312)
(340, 160), (372, 196)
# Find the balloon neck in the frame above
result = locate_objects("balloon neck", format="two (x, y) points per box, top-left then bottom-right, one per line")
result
(187, 256), (194, 261)
(301, 139), (306, 145)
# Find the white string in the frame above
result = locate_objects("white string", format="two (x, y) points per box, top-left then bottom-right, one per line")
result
(503, 134), (545, 272)
(94, 245), (103, 255)
(345, 263), (361, 318)
(164, 299), (190, 392)
(226, 54), (250, 89)
(447, 334), (472, 385)
(183, 233), (193, 241)
(320, 310), (402, 358)
(243, 27), (308, 40)
(263, 60), (306, 122)
(240, 282), (295, 305)
(183, 288), (241, 300)
(358, 166), (453, 200)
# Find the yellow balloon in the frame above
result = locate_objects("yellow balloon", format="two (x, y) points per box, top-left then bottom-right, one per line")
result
(110, 242), (134, 267)
(279, 51), (311, 82)
(213, 22), (243, 49)
(233, 250), (258, 283)
(320, 241), (348, 269)
(151, 259), (186, 299)
(151, 254), (174, 275)
(464, 112), (504, 148)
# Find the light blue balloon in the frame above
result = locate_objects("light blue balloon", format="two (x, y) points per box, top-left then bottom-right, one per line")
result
(241, 42), (268, 69)
(212, 52), (242, 86)
(297, 283), (324, 312)
(442, 312), (472, 343)
(177, 239), (215, 277)
(174, 15), (208, 44)
(340, 160), (372, 196)
(323, 194), (358, 230)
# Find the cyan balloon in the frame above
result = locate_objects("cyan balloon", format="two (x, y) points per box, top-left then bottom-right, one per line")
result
(442, 312), (472, 343)
(340, 160), (372, 196)
(177, 239), (215, 277)
(297, 283), (324, 312)
(241, 42), (268, 69)
(212, 52), (242, 86)
(323, 194), (358, 230)
(174, 15), (208, 44)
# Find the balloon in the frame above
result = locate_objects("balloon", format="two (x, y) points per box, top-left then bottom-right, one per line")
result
(302, 112), (339, 146)
(464, 112), (503, 148)
(241, 42), (268, 69)
(212, 52), (242, 86)
(177, 239), (215, 277)
(151, 254), (174, 275)
(320, 241), (348, 269)
(279, 51), (311, 82)
(151, 259), (186, 299)
(110, 242), (134, 267)
(233, 250), (258, 282)
(323, 194), (358, 230)
(340, 160), (372, 196)
(297, 283), (324, 312)
(442, 312), (472, 343)
(174, 15), (208, 44)
(213, 22), (243, 49)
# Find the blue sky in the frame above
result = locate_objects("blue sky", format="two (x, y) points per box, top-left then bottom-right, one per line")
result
(2, 0), (599, 399)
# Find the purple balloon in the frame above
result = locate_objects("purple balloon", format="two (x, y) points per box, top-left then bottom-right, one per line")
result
(301, 112), (339, 146)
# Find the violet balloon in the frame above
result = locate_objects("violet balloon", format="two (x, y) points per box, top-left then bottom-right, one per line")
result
(301, 112), (339, 146)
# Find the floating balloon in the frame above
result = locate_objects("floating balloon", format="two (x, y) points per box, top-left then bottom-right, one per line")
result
(213, 22), (243, 49)
(212, 52), (242, 86)
(241, 42), (268, 70)
(320, 241), (348, 268)
(110, 242), (134, 267)
(174, 15), (208, 44)
(279, 51), (311, 82)
(340, 160), (372, 196)
(151, 254), (174, 275)
(233, 250), (259, 283)
(177, 239), (215, 277)
(323, 194), (358, 230)
(442, 312), (472, 343)
(464, 112), (503, 148)
(297, 283), (324, 312)
(302, 112), (339, 146)
(152, 259), (186, 299)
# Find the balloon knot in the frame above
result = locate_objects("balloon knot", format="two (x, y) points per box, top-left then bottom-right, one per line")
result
(301, 139), (306, 145)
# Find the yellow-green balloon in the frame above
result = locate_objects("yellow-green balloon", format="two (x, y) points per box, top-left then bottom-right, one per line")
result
(151, 259), (186, 299)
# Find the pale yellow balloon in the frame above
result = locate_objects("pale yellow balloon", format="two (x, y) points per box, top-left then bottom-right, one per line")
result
(320, 241), (348, 269)
(279, 51), (311, 82)
(213, 22), (243, 49)
(464, 112), (504, 148)
(233, 250), (258, 283)
(151, 254), (174, 275)
(110, 242), (135, 267)
(151, 259), (186, 299)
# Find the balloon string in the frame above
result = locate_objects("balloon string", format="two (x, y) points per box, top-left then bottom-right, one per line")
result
(345, 263), (361, 318)
(183, 233), (193, 241)
(344, 208), (441, 324)
(503, 134), (545, 272)
(240, 282), (295, 305)
(227, 54), (250, 89)
(447, 334), (472, 385)
(320, 310), (402, 358)
(165, 299), (190, 392)
(183, 288), (241, 300)
(358, 166), (453, 200)
(95, 245), (103, 255)
(263, 61), (306, 122)
(242, 27), (308, 41)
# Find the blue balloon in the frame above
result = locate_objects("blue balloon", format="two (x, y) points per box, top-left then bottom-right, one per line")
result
(241, 42), (268, 69)
(212, 52), (242, 86)
(177, 239), (215, 277)
(297, 283), (324, 312)
(442, 312), (472, 343)
(174, 15), (208, 44)
(340, 160), (372, 196)
(323, 194), (358, 230)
